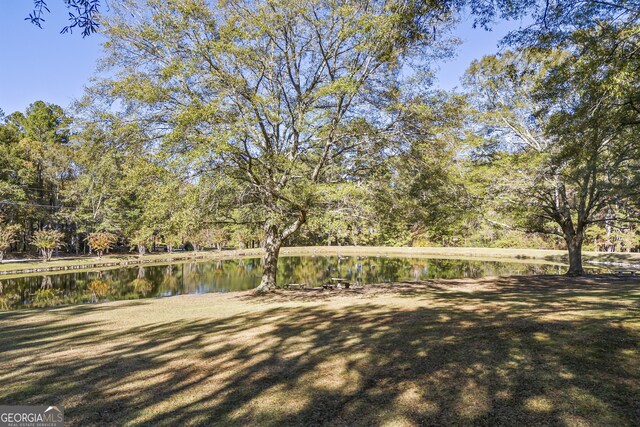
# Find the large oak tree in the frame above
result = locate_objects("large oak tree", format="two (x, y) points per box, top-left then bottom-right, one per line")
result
(466, 21), (640, 274)
(92, 0), (457, 291)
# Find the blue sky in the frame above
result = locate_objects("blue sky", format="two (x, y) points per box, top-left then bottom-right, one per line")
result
(0, 2), (104, 115)
(0, 3), (524, 115)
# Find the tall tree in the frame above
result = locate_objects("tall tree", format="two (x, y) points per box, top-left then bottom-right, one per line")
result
(93, 0), (457, 291)
(385, 91), (473, 245)
(466, 30), (640, 274)
(0, 101), (72, 251)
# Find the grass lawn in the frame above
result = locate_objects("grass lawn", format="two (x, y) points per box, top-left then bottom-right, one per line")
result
(1, 275), (639, 426)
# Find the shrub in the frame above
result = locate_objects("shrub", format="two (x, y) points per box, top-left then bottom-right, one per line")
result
(86, 232), (118, 258)
(129, 231), (153, 256)
(0, 223), (21, 262)
(31, 229), (65, 262)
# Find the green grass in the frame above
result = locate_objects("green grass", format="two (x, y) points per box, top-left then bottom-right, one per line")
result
(1, 275), (638, 426)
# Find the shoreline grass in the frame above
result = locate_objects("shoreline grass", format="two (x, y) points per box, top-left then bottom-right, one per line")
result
(1, 275), (638, 425)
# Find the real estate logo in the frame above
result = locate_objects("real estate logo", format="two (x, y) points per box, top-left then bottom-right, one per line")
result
(0, 406), (64, 427)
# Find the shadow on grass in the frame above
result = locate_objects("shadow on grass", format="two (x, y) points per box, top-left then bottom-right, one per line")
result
(0, 276), (638, 426)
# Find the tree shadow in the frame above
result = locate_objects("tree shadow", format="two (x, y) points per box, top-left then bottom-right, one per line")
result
(0, 276), (638, 426)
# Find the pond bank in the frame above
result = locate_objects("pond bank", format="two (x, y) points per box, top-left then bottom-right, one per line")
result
(1, 253), (569, 310)
(0, 248), (264, 276)
(1, 245), (639, 277)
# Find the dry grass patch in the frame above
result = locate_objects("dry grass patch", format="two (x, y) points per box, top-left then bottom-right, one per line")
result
(0, 275), (638, 426)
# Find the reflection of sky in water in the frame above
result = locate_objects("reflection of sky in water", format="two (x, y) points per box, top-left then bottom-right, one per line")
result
(0, 256), (576, 310)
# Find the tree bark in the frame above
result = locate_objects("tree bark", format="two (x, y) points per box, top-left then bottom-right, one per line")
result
(254, 213), (306, 294)
(566, 232), (584, 276)
(255, 227), (281, 294)
(42, 248), (53, 262)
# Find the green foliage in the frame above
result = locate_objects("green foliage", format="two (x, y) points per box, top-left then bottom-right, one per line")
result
(129, 230), (154, 257)
(31, 229), (65, 261)
(0, 215), (21, 262)
(92, 0), (459, 289)
(187, 227), (231, 252)
(464, 24), (640, 272)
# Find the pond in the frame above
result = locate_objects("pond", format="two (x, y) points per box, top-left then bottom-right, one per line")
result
(0, 255), (573, 310)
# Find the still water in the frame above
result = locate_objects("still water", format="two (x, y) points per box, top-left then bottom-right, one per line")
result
(0, 255), (569, 310)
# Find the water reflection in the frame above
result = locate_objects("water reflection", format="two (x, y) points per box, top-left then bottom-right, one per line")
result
(0, 256), (571, 310)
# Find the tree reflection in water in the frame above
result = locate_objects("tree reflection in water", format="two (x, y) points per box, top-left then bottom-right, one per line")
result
(0, 256), (577, 309)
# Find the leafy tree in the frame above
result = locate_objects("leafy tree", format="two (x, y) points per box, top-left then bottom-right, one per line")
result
(27, 0), (638, 40)
(0, 101), (72, 251)
(229, 225), (265, 249)
(187, 233), (206, 253)
(86, 231), (118, 258)
(95, 0), (457, 291)
(383, 91), (473, 245)
(66, 115), (181, 251)
(61, 122), (129, 237)
(202, 228), (230, 251)
(129, 230), (153, 257)
(0, 218), (21, 262)
(302, 183), (380, 246)
(466, 35), (640, 274)
(501, 0), (640, 47)
(163, 234), (183, 253)
(0, 119), (25, 227)
(32, 229), (64, 261)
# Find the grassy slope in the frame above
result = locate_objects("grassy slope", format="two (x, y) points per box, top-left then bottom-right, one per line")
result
(2, 245), (639, 276)
(1, 275), (638, 426)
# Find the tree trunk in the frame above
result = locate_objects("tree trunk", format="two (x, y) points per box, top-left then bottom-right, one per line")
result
(566, 233), (584, 276)
(42, 248), (53, 262)
(255, 228), (281, 294)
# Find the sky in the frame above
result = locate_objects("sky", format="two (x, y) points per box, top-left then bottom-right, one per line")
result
(436, 16), (525, 89)
(0, 3), (525, 116)
(0, 2), (104, 115)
